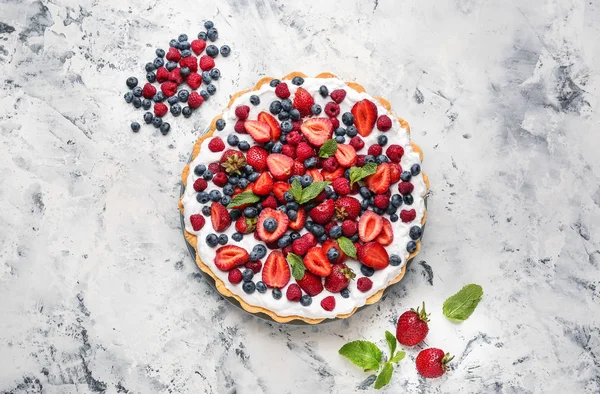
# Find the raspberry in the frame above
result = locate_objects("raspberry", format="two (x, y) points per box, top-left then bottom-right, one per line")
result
(341, 220), (357, 236)
(295, 142), (314, 162)
(235, 105), (250, 120)
(367, 144), (382, 156)
(166, 47), (181, 62)
(286, 284), (302, 301)
(208, 163), (221, 173)
(212, 172), (228, 187)
(386, 145), (404, 163)
(179, 56), (198, 72)
(400, 209), (416, 223)
(142, 83), (156, 99)
(330, 118), (340, 130)
(377, 115), (392, 131)
(191, 39), (206, 55)
(156, 67), (169, 83)
(161, 81), (178, 97)
(275, 82), (290, 99)
(245, 260), (262, 274)
(281, 144), (296, 158)
(186, 72), (202, 90)
(314, 190), (327, 204)
(286, 131), (302, 145)
(154, 103), (168, 117)
(190, 214), (205, 231)
(169, 68), (184, 85)
(261, 195), (278, 209)
(321, 157), (338, 172)
(234, 120), (246, 133)
(282, 245), (293, 256)
(208, 137), (225, 152)
(193, 178), (208, 192)
(292, 120), (303, 131)
(188, 92), (204, 109)
(199, 55), (215, 71)
(303, 233), (317, 247)
(356, 154), (366, 167)
(349, 136), (365, 151)
(330, 89), (347, 104)
(357, 277), (373, 292)
(292, 161), (306, 176)
(332, 178), (351, 195)
(398, 182), (414, 195)
(325, 222), (336, 235)
(321, 295), (336, 311)
(292, 237), (311, 256)
(228, 269), (243, 284)
(324, 102), (340, 117)
(374, 195), (390, 209)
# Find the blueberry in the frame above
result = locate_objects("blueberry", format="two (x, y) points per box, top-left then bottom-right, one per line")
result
(404, 194), (414, 205)
(278, 111), (290, 122)
(132, 97), (142, 108)
(153, 57), (164, 68)
(287, 201), (300, 210)
(340, 288), (350, 298)
(242, 269), (254, 282)
(305, 220), (315, 231)
(391, 194), (403, 208)
(373, 207), (384, 215)
(300, 295), (312, 306)
(229, 209), (242, 221)
(169, 39), (179, 47)
(248, 172), (260, 182)
(229, 176), (239, 185)
(197, 32), (207, 40)
(207, 84), (217, 95)
(410, 226), (423, 240)
(276, 205), (287, 214)
(411, 163), (421, 176)
(287, 210), (298, 221)
(201, 206), (211, 216)
(176, 90), (189, 102)
(264, 218), (278, 232)
(327, 248), (340, 263)
(269, 79), (280, 87)
(342, 112), (354, 126)
(126, 77), (138, 89)
(179, 41), (191, 50)
(364, 155), (376, 164)
(143, 112), (153, 124)
(167, 96), (180, 105)
(170, 103), (182, 116)
(201, 71), (212, 84)
(318, 234), (328, 243)
(242, 281), (256, 294)
(156, 48), (165, 58)
(218, 234), (228, 245)
(325, 186), (336, 199)
(311, 104), (322, 115)
(209, 190), (222, 202)
(166, 61), (178, 71)
(196, 192), (209, 203)
(284, 192), (295, 202)
(182, 106), (192, 118)
(203, 170), (213, 181)
(386, 205), (398, 215)
(311, 224), (325, 237)
(289, 109), (301, 121)
(291, 76), (304, 85)
(400, 171), (412, 182)
(200, 90), (210, 100)
(272, 142), (283, 153)
(142, 99), (152, 110)
(194, 164), (206, 176)
(224, 135), (238, 147)
(130, 122), (141, 132)
(153, 92), (166, 102)
(329, 225), (342, 239)
(300, 175), (313, 187)
(361, 265), (375, 277)
(272, 288), (282, 299)
(243, 206), (258, 218)
(256, 281), (267, 293)
(180, 67), (191, 78)
(209, 68), (221, 80)
(280, 120), (293, 133)
(145, 62), (155, 72)
(281, 99), (293, 112)
(253, 244), (267, 259)
(334, 127), (346, 137)
(335, 135), (345, 143)
(319, 85), (329, 97)
(220, 45), (231, 57)
(360, 199), (370, 210)
(207, 28), (218, 41)
(349, 234), (359, 242)
(223, 184), (235, 196)
(304, 157), (318, 169)
(390, 214), (399, 222)
(346, 126), (358, 137)
(202, 20), (214, 29)
(238, 178), (249, 188)
(146, 72), (156, 83)
(124, 91), (134, 103)
(290, 231), (301, 241)
(289, 175), (302, 185)
(232, 232), (243, 242)
(206, 44), (219, 58)
(238, 141), (250, 151)
(176, 33), (187, 42)
(376, 155), (389, 164)
(377, 135), (388, 146)
(132, 86), (143, 97)
(390, 254), (402, 266)
(206, 233), (218, 247)
(277, 235), (292, 248)
(249, 95), (261, 106)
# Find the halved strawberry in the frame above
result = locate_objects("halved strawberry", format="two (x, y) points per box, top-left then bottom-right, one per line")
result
(307, 168), (324, 182)
(334, 144), (357, 168)
(358, 242), (389, 269)
(389, 162), (402, 184)
(256, 208), (290, 243)
(322, 239), (347, 263)
(301, 118), (333, 147)
(358, 210), (383, 242)
(262, 251), (291, 288)
(296, 270), (323, 296)
(235, 216), (256, 233)
(210, 202), (232, 232)
(375, 217), (393, 246)
(267, 154), (294, 180)
(258, 111), (281, 142)
(214, 245), (249, 271)
(303, 247), (332, 276)
(273, 182), (291, 202)
(288, 207), (306, 230)
(351, 99), (378, 137)
(244, 120), (271, 143)
(293, 87), (315, 117)
(321, 167), (345, 181)
(252, 172), (273, 196)
(365, 163), (391, 194)
(309, 199), (335, 224)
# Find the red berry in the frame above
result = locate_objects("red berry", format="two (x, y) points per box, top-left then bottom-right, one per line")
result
(292, 237), (311, 256)
(341, 220), (357, 236)
(234, 120), (246, 133)
(295, 142), (314, 162)
(374, 195), (390, 209)
(322, 156), (339, 172)
(286, 283), (302, 301)
(208, 162), (221, 174)
(186, 72), (202, 90)
(349, 136), (365, 151)
(293, 87), (315, 117)
(261, 195), (278, 209)
(356, 154), (366, 167)
(154, 103), (168, 117)
(292, 161), (306, 176)
(332, 178), (351, 195)
(396, 303), (430, 346)
(398, 182), (414, 195)
(386, 145), (404, 162)
(281, 144), (296, 159)
(199, 55), (215, 71)
(142, 83), (157, 99)
(275, 82), (290, 99)
(246, 146), (269, 171)
(228, 268), (243, 284)
(357, 277), (373, 292)
(321, 296), (336, 311)
(416, 348), (453, 379)
(208, 137), (225, 152)
(245, 260), (263, 274)
(377, 115), (392, 131)
(190, 214), (205, 231)
(212, 172), (228, 187)
(169, 68), (184, 85)
(286, 131), (302, 145)
(156, 67), (169, 83)
(400, 209), (417, 222)
(188, 92), (204, 109)
(191, 39), (207, 55)
(235, 105), (250, 120)
(161, 81), (178, 97)
(330, 117), (340, 130)
(367, 144), (382, 156)
(329, 89), (346, 104)
(179, 56), (198, 72)
(324, 102), (340, 117)
(166, 47), (181, 62)
(292, 120), (303, 131)
(193, 178), (208, 192)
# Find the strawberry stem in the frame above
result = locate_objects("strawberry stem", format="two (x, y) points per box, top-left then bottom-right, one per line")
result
(412, 302), (430, 322)
(441, 353), (455, 371)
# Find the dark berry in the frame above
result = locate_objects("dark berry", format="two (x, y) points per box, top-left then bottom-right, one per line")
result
(223, 184), (235, 196)
(155, 48), (165, 58)
(403, 194), (414, 205)
(364, 155), (376, 164)
(360, 265), (375, 277)
(340, 288), (350, 298)
(204, 20), (214, 29)
(253, 244), (267, 259)
(360, 187), (371, 199)
(390, 254), (402, 266)
(409, 226), (423, 240)
(243, 206), (258, 218)
(232, 232), (243, 242)
(218, 234), (228, 245)
(146, 72), (156, 83)
(198, 32), (207, 40)
(167, 96), (180, 105)
(327, 248), (340, 263)
(132, 97), (142, 108)
(207, 28), (218, 41)
(216, 119), (226, 131)
(291, 76), (304, 85)
(153, 92), (166, 102)
(290, 231), (301, 240)
(160, 122), (170, 135)
(145, 62), (155, 72)
(229, 209), (242, 221)
(269, 79), (280, 87)
(132, 86), (143, 97)
(178, 90), (189, 102)
(165, 61), (178, 71)
(277, 111), (290, 121)
(178, 33), (188, 42)
(287, 210), (297, 221)
(349, 234), (359, 242)
(411, 163), (421, 176)
(126, 76), (138, 89)
(238, 178), (249, 188)
(153, 57), (164, 68)
(304, 157), (318, 169)
(182, 106), (192, 118)
(281, 99), (293, 112)
(342, 112), (354, 126)
(143, 112), (153, 124)
(228, 176), (239, 185)
(300, 295), (312, 306)
(283, 192), (294, 202)
(201, 206), (211, 216)
(202, 71), (212, 84)
(206, 233), (218, 247)
(242, 281), (256, 294)
(329, 225), (342, 239)
(194, 164), (206, 176)
(280, 120), (293, 133)
(207, 84), (216, 95)
(142, 99), (152, 110)
(179, 41), (191, 50)
(300, 175), (313, 187)
(250, 95), (260, 106)
(203, 170), (213, 181)
(264, 218), (278, 232)
(238, 141), (250, 151)
(200, 90), (210, 100)
(131, 122), (141, 132)
(335, 135), (345, 143)
(209, 190), (222, 202)
(311, 104), (322, 115)
(209, 68), (221, 80)
(391, 194), (403, 207)
(242, 269), (254, 281)
(256, 281), (267, 293)
(124, 91), (134, 103)
(270, 101), (282, 115)
(319, 85), (328, 97)
(220, 45), (231, 57)
(277, 235), (292, 248)
(289, 109), (301, 121)
(377, 135), (388, 146)
(227, 134), (239, 146)
(206, 44), (219, 57)
(346, 126), (358, 137)
(170, 103), (182, 116)
(272, 288), (282, 299)
(311, 224), (325, 237)
(400, 171), (412, 182)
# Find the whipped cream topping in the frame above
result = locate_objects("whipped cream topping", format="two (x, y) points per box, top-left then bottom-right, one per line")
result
(181, 77), (426, 319)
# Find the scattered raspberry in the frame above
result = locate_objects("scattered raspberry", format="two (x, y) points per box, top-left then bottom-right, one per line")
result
(261, 195), (278, 209)
(292, 161), (306, 175)
(377, 115), (392, 131)
(400, 209), (417, 223)
(398, 182), (414, 195)
(295, 142), (314, 162)
(330, 117), (340, 130)
(342, 220), (358, 236)
(322, 156), (339, 172)
(357, 277), (373, 292)
(324, 102), (340, 117)
(190, 214), (205, 231)
(142, 83), (157, 99)
(349, 136), (365, 151)
(286, 131), (302, 145)
(292, 237), (311, 256)
(156, 67), (169, 83)
(154, 103), (168, 117)
(188, 92), (204, 109)
(332, 178), (351, 195)
(186, 72), (202, 90)
(212, 172), (228, 187)
(191, 39), (207, 55)
(281, 144), (296, 159)
(235, 105), (250, 120)
(275, 82), (290, 99)
(330, 89), (346, 104)
(199, 55), (215, 71)
(367, 144), (382, 156)
(286, 283), (302, 301)
(234, 120), (246, 133)
(374, 195), (390, 209)
(208, 137), (225, 152)
(179, 56), (198, 72)
(208, 163), (221, 174)
(356, 154), (366, 167)
(303, 233), (317, 247)
(228, 269), (243, 284)
(282, 245), (293, 256)
(193, 178), (208, 192)
(245, 260), (263, 274)
(166, 47), (181, 62)
(386, 145), (404, 163)
(292, 120), (303, 131)
(169, 68), (184, 85)
(321, 295), (336, 311)
(161, 81), (178, 97)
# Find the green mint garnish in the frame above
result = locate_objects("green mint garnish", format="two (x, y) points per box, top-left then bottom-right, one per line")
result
(442, 284), (484, 321)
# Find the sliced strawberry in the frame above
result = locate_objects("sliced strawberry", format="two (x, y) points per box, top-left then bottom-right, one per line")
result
(262, 251), (291, 288)
(258, 111), (281, 142)
(288, 207), (306, 230)
(365, 163), (391, 194)
(309, 199), (335, 224)
(214, 245), (249, 271)
(256, 208), (290, 243)
(301, 118), (333, 147)
(389, 162), (402, 184)
(358, 242), (389, 269)
(322, 239), (347, 264)
(244, 120), (271, 143)
(273, 182), (291, 202)
(303, 247), (332, 276)
(358, 210), (383, 242)
(321, 167), (345, 182)
(293, 87), (315, 117)
(235, 216), (256, 234)
(267, 154), (294, 180)
(375, 217), (393, 246)
(210, 202), (232, 232)
(296, 270), (323, 296)
(351, 99), (378, 137)
(307, 168), (324, 182)
(252, 172), (273, 196)
(334, 144), (357, 168)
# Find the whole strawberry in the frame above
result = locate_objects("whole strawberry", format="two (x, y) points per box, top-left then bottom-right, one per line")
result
(396, 302), (429, 346)
(324, 264), (355, 293)
(416, 348), (454, 378)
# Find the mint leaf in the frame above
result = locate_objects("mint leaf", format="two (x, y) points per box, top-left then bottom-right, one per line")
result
(286, 252), (306, 280)
(349, 167), (363, 186)
(227, 191), (260, 208)
(443, 284), (484, 321)
(319, 139), (338, 158)
(349, 163), (378, 186)
(337, 236), (357, 258)
(339, 341), (382, 371)
(299, 181), (330, 204)
(385, 331), (396, 358)
(373, 363), (393, 390)
(389, 351), (405, 363)
(289, 179), (303, 202)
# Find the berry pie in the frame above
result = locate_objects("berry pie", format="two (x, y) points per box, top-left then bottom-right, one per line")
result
(179, 72), (429, 324)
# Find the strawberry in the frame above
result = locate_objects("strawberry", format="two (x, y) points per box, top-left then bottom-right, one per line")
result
(322, 167), (345, 181)
(199, 55), (215, 71)
(400, 209), (416, 223)
(190, 214), (206, 231)
(179, 56), (198, 72)
(301, 118), (333, 147)
(367, 144), (382, 156)
(256, 208), (289, 243)
(296, 270), (323, 296)
(282, 144), (296, 159)
(365, 163), (391, 194)
(193, 178), (208, 192)
(357, 277), (373, 292)
(154, 103), (168, 117)
(341, 220), (358, 237)
(252, 172), (273, 196)
(386, 145), (404, 162)
(286, 131), (303, 145)
(166, 47), (181, 62)
(398, 182), (414, 195)
(191, 39), (207, 55)
(188, 91), (204, 109)
(321, 296), (336, 311)
(324, 102), (340, 117)
(169, 68), (184, 85)
(358, 241), (389, 269)
(212, 172), (228, 187)
(261, 195), (278, 209)
(329, 89), (346, 104)
(235, 105), (250, 120)
(295, 142), (314, 162)
(244, 120), (271, 143)
(351, 99), (378, 137)
(292, 237), (311, 256)
(273, 182), (291, 202)
(288, 207), (306, 230)
(258, 111), (281, 141)
(161, 81), (178, 97)
(377, 115), (392, 131)
(349, 136), (365, 151)
(334, 144), (357, 168)
(396, 302), (430, 346)
(142, 83), (157, 99)
(263, 251), (291, 288)
(321, 156), (339, 172)
(358, 210), (383, 242)
(324, 263), (355, 293)
(210, 202), (231, 232)
(246, 146), (268, 171)
(286, 283), (302, 301)
(267, 154), (294, 180)
(309, 199), (335, 224)
(303, 247), (332, 276)
(314, 190), (328, 204)
(186, 72), (202, 90)
(335, 196), (361, 220)
(156, 67), (169, 83)
(214, 245), (249, 271)
(375, 217), (393, 246)
(373, 195), (390, 209)
(235, 216), (257, 233)
(275, 82), (290, 99)
(322, 239), (347, 263)
(228, 268), (243, 284)
(307, 168), (324, 182)
(389, 162), (401, 183)
(219, 150), (246, 175)
(332, 178), (351, 195)
(208, 137), (225, 152)
(292, 160), (306, 176)
(416, 348), (454, 378)
(293, 87), (314, 117)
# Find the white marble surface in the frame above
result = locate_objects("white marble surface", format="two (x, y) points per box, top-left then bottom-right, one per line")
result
(1, 0), (599, 393)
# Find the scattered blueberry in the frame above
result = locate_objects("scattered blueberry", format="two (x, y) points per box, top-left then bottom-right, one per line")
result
(167, 95), (180, 105)
(182, 106), (192, 118)
(311, 224), (325, 237)
(300, 295), (312, 306)
(304, 157), (318, 169)
(179, 41), (191, 50)
(170, 103), (182, 116)
(287, 210), (297, 221)
(207, 28), (218, 41)
(155, 48), (165, 58)
(209, 68), (221, 80)
(126, 76), (138, 89)
(340, 288), (350, 298)
(196, 192), (209, 204)
(216, 119), (226, 131)
(206, 45), (219, 57)
(256, 281), (267, 293)
(346, 126), (358, 137)
(229, 209), (242, 221)
(194, 164), (206, 176)
(277, 235), (292, 248)
(153, 92), (166, 102)
(130, 122), (141, 132)
(228, 176), (239, 185)
(145, 62), (155, 72)
(180, 67), (191, 78)
(178, 33), (188, 42)
(390, 254), (402, 266)
(386, 204), (398, 215)
(360, 199), (370, 210)
(207, 84), (216, 95)
(248, 172), (260, 182)
(400, 171), (412, 182)
(218, 234), (228, 245)
(202, 71), (212, 84)
(289, 109), (301, 121)
(153, 57), (164, 69)
(342, 112), (354, 126)
(242, 269), (254, 281)
(291, 76), (304, 85)
(376, 155), (389, 164)
(329, 225), (342, 239)
(238, 178), (249, 188)
(290, 231), (301, 241)
(177, 90), (189, 102)
(197, 31), (207, 40)
(280, 120), (293, 133)
(364, 155), (376, 164)
(124, 91), (134, 103)
(227, 134), (239, 146)
(377, 135), (388, 146)
(166, 61), (178, 71)
(209, 190), (222, 202)
(327, 248), (340, 263)
(169, 39), (179, 47)
(243, 206), (258, 218)
(360, 265), (375, 277)
(409, 226), (423, 240)
(300, 175), (313, 187)
(403, 194), (414, 205)
(200, 90), (210, 100)
(281, 99), (293, 112)
(276, 205), (287, 214)
(271, 142), (283, 153)
(264, 218), (278, 232)
(140, 99), (151, 110)
(391, 194), (403, 208)
(278, 111), (290, 121)
(143, 112), (153, 124)
(311, 104), (322, 115)
(232, 232), (243, 242)
(335, 135), (345, 143)
(132, 97), (142, 108)
(360, 187), (372, 199)
(238, 141), (250, 151)
(272, 288), (282, 299)
(146, 72), (156, 83)
(223, 184), (235, 196)
(200, 206), (211, 216)
(203, 170), (213, 181)
(411, 163), (421, 176)
(242, 281), (256, 294)
(179, 49), (191, 58)
(250, 95), (260, 106)
(253, 244), (267, 259)
(206, 233), (218, 247)
(283, 192), (294, 202)
(319, 85), (328, 97)
(349, 234), (359, 242)
(132, 86), (143, 97)
(220, 45), (231, 57)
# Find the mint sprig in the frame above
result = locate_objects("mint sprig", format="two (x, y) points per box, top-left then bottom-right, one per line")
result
(226, 190), (260, 208)
(289, 179), (303, 202)
(337, 236), (357, 258)
(349, 162), (378, 186)
(318, 139), (338, 158)
(443, 284), (483, 321)
(286, 252), (306, 280)
(290, 181), (331, 204)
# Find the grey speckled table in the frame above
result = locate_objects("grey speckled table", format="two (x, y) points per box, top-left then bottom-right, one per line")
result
(1, 0), (599, 393)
